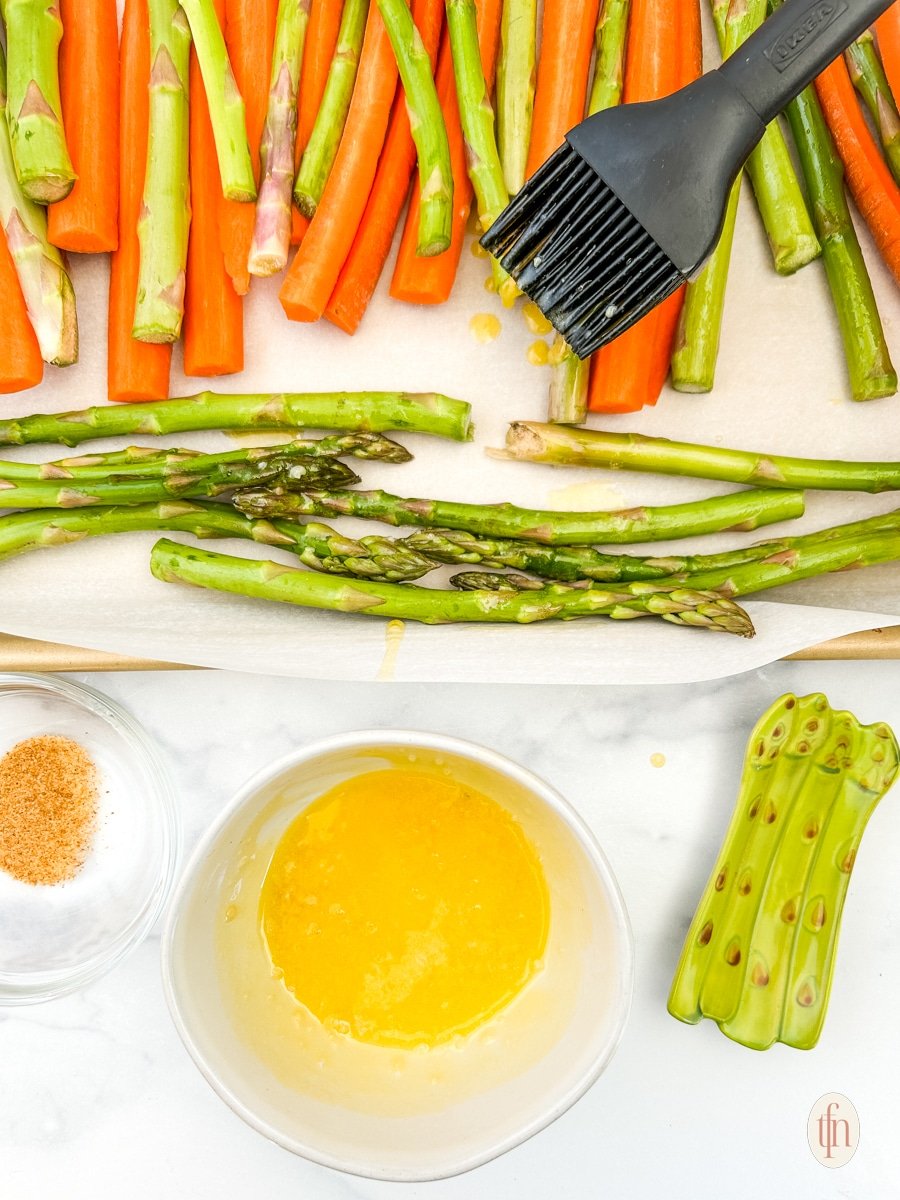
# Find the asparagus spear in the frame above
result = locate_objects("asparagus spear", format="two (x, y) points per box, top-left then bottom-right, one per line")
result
(450, 528), (900, 600)
(248, 0), (311, 275)
(0, 391), (472, 447)
(668, 693), (898, 1050)
(846, 27), (900, 185)
(546, 0), (629, 425)
(496, 0), (537, 196)
(406, 507), (900, 584)
(0, 433), (410, 483)
(233, 484), (804, 545)
(0, 501), (437, 582)
(2, 0), (75, 202)
(446, 0), (516, 302)
(0, 455), (357, 509)
(150, 538), (756, 634)
(178, 0), (257, 200)
(377, 0), (452, 254)
(293, 0), (369, 218)
(771, 0), (896, 402)
(0, 46), (77, 366)
(710, 0), (820, 276)
(501, 421), (900, 493)
(133, 0), (192, 343)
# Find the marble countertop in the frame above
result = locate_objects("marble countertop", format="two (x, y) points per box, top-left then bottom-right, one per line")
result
(4, 661), (899, 1199)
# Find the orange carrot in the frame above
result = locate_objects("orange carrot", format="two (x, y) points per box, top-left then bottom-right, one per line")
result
(323, 0), (444, 333)
(876, 4), (900, 103)
(291, 0), (343, 244)
(390, 0), (501, 304)
(219, 0), (278, 295)
(816, 55), (900, 286)
(0, 228), (43, 393)
(48, 0), (119, 253)
(183, 2), (244, 378)
(588, 0), (700, 414)
(279, 3), (399, 322)
(525, 0), (600, 179)
(107, 0), (171, 402)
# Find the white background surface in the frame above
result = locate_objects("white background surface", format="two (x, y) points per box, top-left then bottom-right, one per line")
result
(4, 660), (900, 1199)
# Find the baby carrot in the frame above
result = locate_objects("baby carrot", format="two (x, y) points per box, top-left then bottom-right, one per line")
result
(0, 227), (43, 393)
(291, 0), (343, 243)
(524, 0), (600, 179)
(219, 0), (278, 294)
(324, 0), (443, 334)
(183, 0), (244, 378)
(876, 5), (900, 102)
(47, 0), (119, 253)
(389, 0), (501, 305)
(816, 55), (900, 286)
(279, 1), (399, 322)
(588, 0), (699, 413)
(107, 0), (172, 402)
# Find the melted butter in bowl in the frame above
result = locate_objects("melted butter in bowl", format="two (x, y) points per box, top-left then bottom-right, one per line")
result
(164, 733), (633, 1180)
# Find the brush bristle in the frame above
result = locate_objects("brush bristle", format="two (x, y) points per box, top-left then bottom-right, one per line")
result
(482, 144), (686, 358)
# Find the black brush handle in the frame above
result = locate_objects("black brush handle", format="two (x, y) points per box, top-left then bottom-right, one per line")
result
(719, 0), (893, 125)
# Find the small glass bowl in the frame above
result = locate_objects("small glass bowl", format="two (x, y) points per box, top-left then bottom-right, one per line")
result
(0, 673), (179, 1004)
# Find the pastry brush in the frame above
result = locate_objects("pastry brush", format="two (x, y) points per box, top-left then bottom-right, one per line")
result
(482, 0), (894, 358)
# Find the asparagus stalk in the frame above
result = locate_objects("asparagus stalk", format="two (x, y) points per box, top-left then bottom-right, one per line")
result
(770, 1), (896, 402)
(0, 455), (357, 509)
(496, 0), (537, 196)
(406, 507), (900, 584)
(248, 0), (311, 275)
(133, 0), (192, 343)
(845, 27), (900, 185)
(233, 484), (804, 545)
(451, 527), (900, 600)
(2, 0), (75, 202)
(446, 0), (517, 302)
(711, 0), (820, 276)
(501, 421), (900, 493)
(546, 0), (629, 425)
(377, 0), (452, 254)
(0, 501), (437, 582)
(0, 433), (410, 483)
(178, 0), (257, 200)
(0, 46), (77, 366)
(0, 391), (472, 447)
(668, 693), (898, 1050)
(293, 0), (369, 218)
(150, 538), (755, 634)
(588, 0), (629, 114)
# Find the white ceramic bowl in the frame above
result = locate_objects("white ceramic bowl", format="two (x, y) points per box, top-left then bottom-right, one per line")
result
(162, 731), (633, 1182)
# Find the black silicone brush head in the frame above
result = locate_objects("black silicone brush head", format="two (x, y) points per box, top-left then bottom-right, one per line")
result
(482, 73), (767, 358)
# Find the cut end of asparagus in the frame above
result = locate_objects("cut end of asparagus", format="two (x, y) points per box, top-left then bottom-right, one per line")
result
(20, 170), (76, 205)
(294, 189), (317, 220)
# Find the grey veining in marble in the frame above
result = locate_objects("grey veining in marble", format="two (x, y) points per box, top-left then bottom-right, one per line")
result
(3, 663), (899, 1199)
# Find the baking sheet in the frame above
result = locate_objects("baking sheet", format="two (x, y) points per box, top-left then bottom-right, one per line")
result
(0, 10), (898, 683)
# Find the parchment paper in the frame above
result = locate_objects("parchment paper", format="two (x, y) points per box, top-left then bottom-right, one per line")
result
(1, 16), (898, 682)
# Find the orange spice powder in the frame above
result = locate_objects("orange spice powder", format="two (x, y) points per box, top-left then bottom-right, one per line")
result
(0, 735), (99, 886)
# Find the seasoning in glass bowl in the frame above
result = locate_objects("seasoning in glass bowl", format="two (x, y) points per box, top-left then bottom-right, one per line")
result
(0, 735), (99, 886)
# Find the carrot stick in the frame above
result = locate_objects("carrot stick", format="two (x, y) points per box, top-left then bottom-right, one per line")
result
(47, 0), (119, 253)
(816, 55), (900, 286)
(0, 227), (43, 393)
(389, 0), (501, 305)
(291, 0), (343, 244)
(107, 0), (171, 402)
(524, 0), (600, 179)
(219, 0), (278, 294)
(323, 0), (444, 333)
(876, 4), (900, 103)
(279, 2), (399, 322)
(588, 0), (700, 414)
(183, 0), (244, 378)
